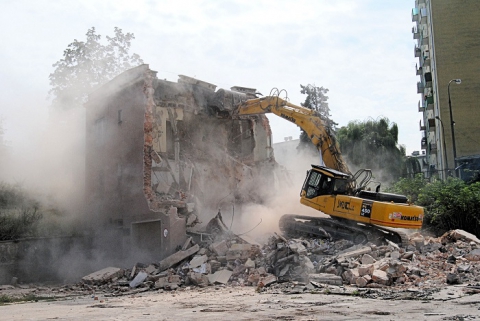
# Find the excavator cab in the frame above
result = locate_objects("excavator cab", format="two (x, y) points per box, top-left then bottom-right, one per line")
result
(302, 165), (351, 199)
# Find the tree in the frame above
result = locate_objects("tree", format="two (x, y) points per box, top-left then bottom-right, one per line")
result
(49, 27), (144, 109)
(298, 84), (337, 152)
(336, 117), (406, 183)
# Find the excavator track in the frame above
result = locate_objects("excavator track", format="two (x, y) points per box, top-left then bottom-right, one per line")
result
(279, 214), (410, 247)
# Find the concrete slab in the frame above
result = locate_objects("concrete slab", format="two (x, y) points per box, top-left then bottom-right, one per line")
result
(82, 267), (123, 285)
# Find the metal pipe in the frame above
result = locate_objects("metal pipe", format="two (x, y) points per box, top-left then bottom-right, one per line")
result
(447, 78), (461, 177)
(435, 116), (448, 178)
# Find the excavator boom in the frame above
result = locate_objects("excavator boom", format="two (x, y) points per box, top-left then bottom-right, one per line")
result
(235, 96), (351, 175)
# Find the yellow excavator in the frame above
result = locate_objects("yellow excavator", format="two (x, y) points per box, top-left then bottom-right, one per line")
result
(232, 93), (424, 246)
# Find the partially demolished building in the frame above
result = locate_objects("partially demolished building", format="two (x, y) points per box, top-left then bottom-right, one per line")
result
(85, 64), (280, 262)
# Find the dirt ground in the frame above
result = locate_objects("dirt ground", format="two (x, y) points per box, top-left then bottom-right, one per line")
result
(1, 285), (479, 321)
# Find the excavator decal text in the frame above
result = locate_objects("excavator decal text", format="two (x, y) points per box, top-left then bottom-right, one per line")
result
(337, 200), (354, 211)
(280, 113), (296, 124)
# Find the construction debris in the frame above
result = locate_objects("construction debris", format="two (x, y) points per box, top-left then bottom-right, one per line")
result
(69, 229), (480, 299)
(81, 267), (123, 285)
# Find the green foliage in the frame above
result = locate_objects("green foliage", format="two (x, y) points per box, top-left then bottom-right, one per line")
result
(386, 173), (426, 203)
(418, 178), (480, 236)
(0, 183), (43, 241)
(298, 84), (337, 152)
(49, 27), (143, 110)
(337, 117), (406, 183)
(387, 176), (480, 236)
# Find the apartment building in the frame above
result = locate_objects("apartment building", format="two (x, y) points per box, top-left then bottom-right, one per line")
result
(413, 0), (480, 180)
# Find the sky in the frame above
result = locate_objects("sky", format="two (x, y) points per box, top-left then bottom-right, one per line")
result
(0, 0), (422, 154)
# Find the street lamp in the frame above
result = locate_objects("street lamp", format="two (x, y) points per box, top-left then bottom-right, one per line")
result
(448, 78), (461, 177)
(435, 116), (449, 178)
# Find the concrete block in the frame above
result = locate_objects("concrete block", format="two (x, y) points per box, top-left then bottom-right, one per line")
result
(129, 271), (148, 288)
(356, 276), (368, 287)
(386, 262), (406, 278)
(257, 266), (267, 276)
(82, 267), (123, 285)
(337, 246), (372, 260)
(258, 273), (277, 287)
(168, 275), (181, 284)
(342, 268), (359, 285)
(358, 264), (374, 277)
(309, 273), (343, 286)
(210, 240), (228, 256)
(208, 269), (232, 284)
(244, 258), (255, 268)
(158, 244), (200, 271)
(155, 276), (168, 289)
(188, 272), (209, 287)
(372, 270), (390, 285)
(226, 244), (258, 261)
(446, 230), (480, 244)
(189, 255), (207, 268)
(361, 254), (375, 265)
(145, 265), (157, 274)
(390, 250), (400, 260)
(289, 241), (307, 255)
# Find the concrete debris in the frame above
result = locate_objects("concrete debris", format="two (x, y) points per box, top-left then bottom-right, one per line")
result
(72, 228), (480, 298)
(208, 270), (233, 284)
(210, 240), (229, 256)
(129, 271), (148, 288)
(442, 229), (480, 244)
(81, 267), (123, 285)
(309, 273), (343, 286)
(158, 244), (200, 271)
(189, 255), (208, 268)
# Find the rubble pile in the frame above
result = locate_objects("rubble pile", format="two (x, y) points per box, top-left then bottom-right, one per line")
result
(72, 229), (480, 297)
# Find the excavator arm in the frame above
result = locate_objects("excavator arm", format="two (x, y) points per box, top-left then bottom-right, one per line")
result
(234, 96), (352, 176)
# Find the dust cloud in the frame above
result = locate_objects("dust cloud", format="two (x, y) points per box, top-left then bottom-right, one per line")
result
(225, 147), (328, 240)
(1, 107), (86, 229)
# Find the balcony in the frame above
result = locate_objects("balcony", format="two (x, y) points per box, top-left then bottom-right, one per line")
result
(421, 29), (429, 45)
(428, 118), (436, 131)
(418, 100), (425, 113)
(414, 45), (421, 58)
(416, 64), (422, 75)
(412, 27), (420, 39)
(421, 137), (427, 149)
(417, 81), (425, 94)
(419, 120), (426, 131)
(424, 92), (434, 103)
(429, 142), (437, 152)
(420, 7), (428, 24)
(423, 52), (431, 67)
(412, 7), (419, 22)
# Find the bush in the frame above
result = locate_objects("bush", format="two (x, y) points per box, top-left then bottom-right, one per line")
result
(387, 176), (480, 236)
(0, 183), (43, 240)
(418, 179), (480, 236)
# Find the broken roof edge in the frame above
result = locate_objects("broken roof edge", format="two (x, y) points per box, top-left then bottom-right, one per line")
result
(86, 64), (155, 106)
(178, 75), (217, 91)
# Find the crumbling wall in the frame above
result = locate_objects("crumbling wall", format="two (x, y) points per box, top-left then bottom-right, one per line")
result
(146, 74), (279, 225)
(84, 65), (284, 265)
